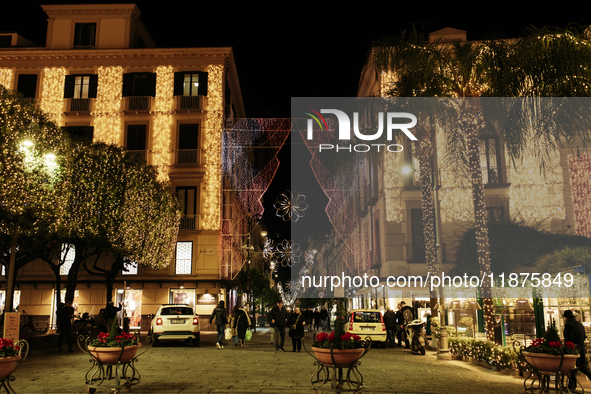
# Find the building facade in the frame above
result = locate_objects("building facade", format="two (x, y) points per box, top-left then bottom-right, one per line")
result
(0, 4), (245, 331)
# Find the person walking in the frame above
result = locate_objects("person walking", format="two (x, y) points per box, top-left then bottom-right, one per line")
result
(209, 300), (228, 349)
(395, 303), (406, 347)
(313, 308), (321, 331)
(228, 308), (239, 346)
(304, 308), (313, 332)
(320, 306), (329, 331)
(56, 301), (75, 353)
(268, 300), (289, 352)
(234, 304), (251, 348)
(383, 307), (397, 348)
(288, 307), (306, 352)
(563, 310), (591, 390)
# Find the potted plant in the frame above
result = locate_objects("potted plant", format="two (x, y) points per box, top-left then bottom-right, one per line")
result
(520, 320), (578, 373)
(0, 338), (21, 379)
(87, 320), (140, 365)
(311, 310), (366, 368)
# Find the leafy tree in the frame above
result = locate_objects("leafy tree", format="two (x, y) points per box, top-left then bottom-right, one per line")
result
(0, 86), (67, 311)
(236, 268), (280, 313)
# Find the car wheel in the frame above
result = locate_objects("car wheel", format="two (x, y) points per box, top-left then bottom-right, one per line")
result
(193, 333), (200, 347)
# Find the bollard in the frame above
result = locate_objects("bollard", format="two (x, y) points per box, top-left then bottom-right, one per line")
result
(437, 326), (452, 360)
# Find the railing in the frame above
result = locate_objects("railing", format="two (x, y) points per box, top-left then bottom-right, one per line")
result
(72, 44), (94, 49)
(179, 215), (200, 231)
(125, 96), (151, 111)
(69, 98), (91, 112)
(175, 149), (203, 165)
(177, 95), (206, 110)
(481, 167), (501, 184)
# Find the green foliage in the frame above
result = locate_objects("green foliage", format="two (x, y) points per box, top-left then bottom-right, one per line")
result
(544, 320), (561, 343)
(451, 221), (591, 276)
(449, 338), (522, 368)
(236, 268), (279, 312)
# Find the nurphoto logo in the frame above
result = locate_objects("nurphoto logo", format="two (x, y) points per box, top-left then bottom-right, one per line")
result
(304, 108), (418, 153)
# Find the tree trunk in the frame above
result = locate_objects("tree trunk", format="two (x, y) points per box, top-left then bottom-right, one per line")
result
(462, 101), (494, 341)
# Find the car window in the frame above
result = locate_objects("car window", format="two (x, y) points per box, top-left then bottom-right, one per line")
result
(160, 307), (194, 316)
(353, 312), (381, 323)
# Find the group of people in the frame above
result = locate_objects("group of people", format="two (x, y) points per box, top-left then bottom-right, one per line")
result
(383, 301), (409, 348)
(302, 306), (330, 332)
(209, 300), (251, 349)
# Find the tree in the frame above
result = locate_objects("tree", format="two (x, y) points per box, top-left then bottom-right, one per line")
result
(56, 142), (180, 303)
(0, 85), (67, 311)
(371, 25), (591, 340)
(236, 268), (279, 313)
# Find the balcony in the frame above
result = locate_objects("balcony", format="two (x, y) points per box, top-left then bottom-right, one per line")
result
(179, 215), (200, 231)
(174, 149), (203, 166)
(124, 96), (152, 113)
(63, 98), (93, 116)
(177, 95), (206, 111)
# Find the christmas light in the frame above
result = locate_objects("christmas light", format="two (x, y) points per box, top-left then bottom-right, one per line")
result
(39, 67), (66, 125)
(152, 66), (174, 181)
(94, 66), (123, 145)
(0, 68), (13, 89)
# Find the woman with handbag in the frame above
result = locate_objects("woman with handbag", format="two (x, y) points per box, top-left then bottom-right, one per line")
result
(288, 307), (306, 352)
(233, 304), (251, 348)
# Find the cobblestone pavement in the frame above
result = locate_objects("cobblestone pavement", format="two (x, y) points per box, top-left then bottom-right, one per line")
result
(10, 328), (586, 393)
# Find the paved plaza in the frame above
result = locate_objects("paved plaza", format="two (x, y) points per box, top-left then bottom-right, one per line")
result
(11, 329), (577, 394)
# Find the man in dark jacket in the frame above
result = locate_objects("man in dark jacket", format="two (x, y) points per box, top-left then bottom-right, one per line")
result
(304, 308), (313, 332)
(209, 300), (228, 348)
(268, 301), (289, 352)
(383, 307), (397, 348)
(395, 302), (407, 347)
(320, 306), (329, 331)
(563, 310), (591, 390)
(56, 301), (75, 352)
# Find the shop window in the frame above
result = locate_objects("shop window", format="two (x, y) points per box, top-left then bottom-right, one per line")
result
(0, 290), (21, 313)
(170, 288), (196, 309)
(116, 289), (142, 329)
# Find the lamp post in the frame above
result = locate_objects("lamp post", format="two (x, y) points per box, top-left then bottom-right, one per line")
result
(449, 301), (462, 337)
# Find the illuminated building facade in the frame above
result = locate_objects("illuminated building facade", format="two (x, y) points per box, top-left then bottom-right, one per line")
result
(0, 4), (245, 330)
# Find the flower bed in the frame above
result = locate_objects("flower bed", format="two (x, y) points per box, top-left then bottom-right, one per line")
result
(448, 338), (527, 370)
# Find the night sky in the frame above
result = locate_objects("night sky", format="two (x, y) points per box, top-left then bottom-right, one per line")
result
(1, 2), (589, 280)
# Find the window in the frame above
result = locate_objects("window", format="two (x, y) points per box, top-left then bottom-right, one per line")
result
(126, 125), (147, 162)
(486, 206), (506, 225)
(177, 187), (197, 230)
(174, 71), (208, 96)
(177, 124), (199, 164)
(170, 289), (196, 309)
(480, 136), (503, 184)
(74, 23), (96, 49)
(175, 242), (192, 274)
(122, 260), (138, 275)
(16, 74), (37, 99)
(60, 244), (75, 275)
(63, 126), (93, 144)
(122, 73), (156, 97)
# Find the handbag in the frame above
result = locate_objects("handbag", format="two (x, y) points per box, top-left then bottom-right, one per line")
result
(289, 314), (301, 337)
(224, 327), (232, 340)
(245, 328), (252, 342)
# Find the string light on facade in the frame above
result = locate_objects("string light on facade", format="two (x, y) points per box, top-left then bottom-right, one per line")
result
(40, 67), (66, 126)
(568, 153), (591, 238)
(153, 66), (174, 181)
(203, 65), (223, 230)
(94, 66), (123, 145)
(0, 68), (13, 89)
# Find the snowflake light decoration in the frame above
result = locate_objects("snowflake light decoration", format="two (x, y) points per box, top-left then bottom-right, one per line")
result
(304, 250), (316, 266)
(275, 240), (302, 267)
(273, 190), (309, 222)
(263, 238), (275, 259)
(279, 280), (300, 306)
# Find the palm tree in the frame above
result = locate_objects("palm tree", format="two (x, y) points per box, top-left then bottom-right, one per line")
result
(370, 25), (591, 340)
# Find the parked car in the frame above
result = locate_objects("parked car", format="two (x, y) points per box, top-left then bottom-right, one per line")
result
(149, 304), (200, 347)
(346, 309), (387, 347)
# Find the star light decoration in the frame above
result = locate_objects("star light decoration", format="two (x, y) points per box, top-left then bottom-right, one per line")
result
(273, 190), (309, 222)
(275, 240), (302, 267)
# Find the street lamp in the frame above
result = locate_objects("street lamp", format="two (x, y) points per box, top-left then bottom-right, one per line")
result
(449, 301), (462, 337)
(466, 301), (482, 338)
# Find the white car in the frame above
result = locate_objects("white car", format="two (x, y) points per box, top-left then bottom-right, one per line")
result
(347, 309), (387, 347)
(149, 304), (200, 347)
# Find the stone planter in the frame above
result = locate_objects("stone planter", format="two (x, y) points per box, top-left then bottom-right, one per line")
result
(88, 344), (140, 365)
(311, 347), (365, 368)
(522, 351), (578, 373)
(0, 355), (20, 379)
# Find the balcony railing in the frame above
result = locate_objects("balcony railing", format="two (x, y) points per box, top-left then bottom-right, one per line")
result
(179, 215), (200, 231)
(125, 96), (152, 111)
(127, 150), (147, 163)
(72, 44), (95, 49)
(482, 167), (501, 184)
(68, 98), (91, 112)
(175, 149), (203, 165)
(177, 95), (206, 110)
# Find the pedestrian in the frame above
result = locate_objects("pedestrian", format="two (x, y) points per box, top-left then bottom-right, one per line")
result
(228, 308), (239, 346)
(209, 300), (228, 349)
(304, 307), (313, 332)
(313, 308), (321, 331)
(233, 304), (251, 348)
(56, 301), (75, 353)
(320, 306), (329, 331)
(563, 310), (591, 390)
(268, 300), (290, 352)
(95, 308), (108, 333)
(395, 302), (406, 347)
(105, 301), (121, 329)
(288, 307), (306, 352)
(383, 307), (397, 348)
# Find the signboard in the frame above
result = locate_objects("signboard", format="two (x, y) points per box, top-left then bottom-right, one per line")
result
(3, 312), (20, 343)
(318, 292), (325, 299)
